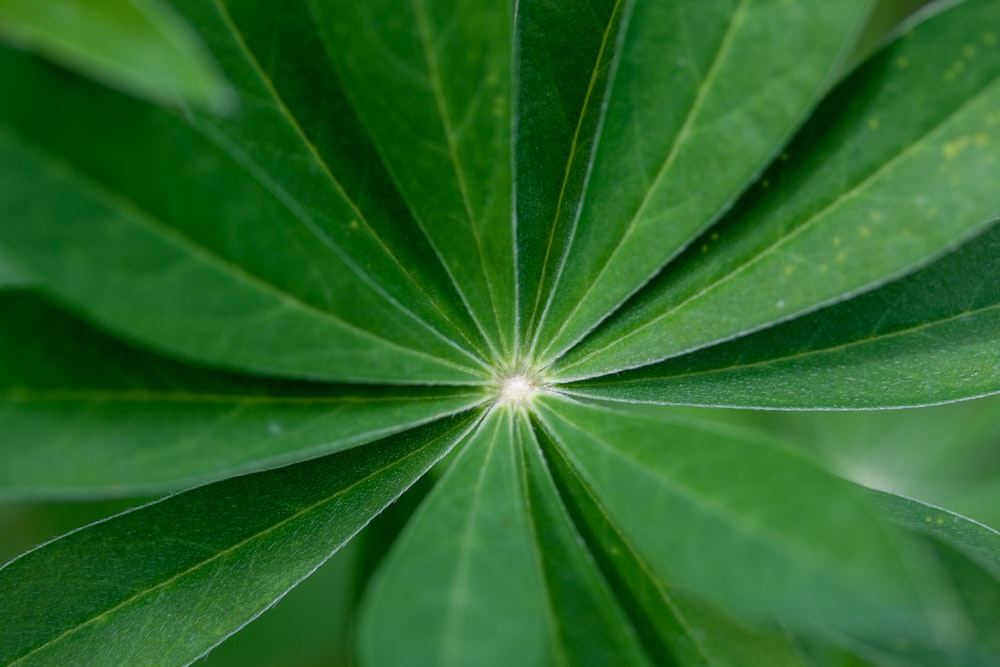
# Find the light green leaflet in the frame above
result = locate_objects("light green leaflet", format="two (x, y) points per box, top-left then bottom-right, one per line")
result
(0, 415), (475, 667)
(0, 0), (232, 110)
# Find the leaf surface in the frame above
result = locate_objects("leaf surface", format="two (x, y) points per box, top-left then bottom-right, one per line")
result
(310, 0), (517, 359)
(835, 489), (1000, 665)
(0, 0), (232, 109)
(530, 0), (873, 363)
(533, 417), (810, 667)
(0, 40), (486, 384)
(566, 221), (1000, 408)
(0, 415), (474, 667)
(555, 0), (1000, 379)
(362, 407), (657, 666)
(360, 410), (550, 667)
(0, 292), (484, 498)
(0, 249), (33, 289)
(513, 0), (623, 342)
(534, 396), (948, 636)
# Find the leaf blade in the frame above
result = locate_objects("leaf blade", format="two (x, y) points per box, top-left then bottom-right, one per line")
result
(0, 45), (486, 384)
(0, 293), (486, 498)
(556, 0), (1000, 379)
(534, 396), (949, 636)
(531, 0), (873, 363)
(0, 0), (232, 110)
(310, 0), (516, 358)
(0, 415), (474, 667)
(565, 221), (1000, 408)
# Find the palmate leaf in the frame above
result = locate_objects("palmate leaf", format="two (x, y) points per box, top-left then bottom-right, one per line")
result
(531, 398), (954, 637)
(0, 415), (475, 667)
(1, 0), (1000, 665)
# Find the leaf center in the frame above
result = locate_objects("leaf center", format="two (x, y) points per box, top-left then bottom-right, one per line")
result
(498, 375), (537, 405)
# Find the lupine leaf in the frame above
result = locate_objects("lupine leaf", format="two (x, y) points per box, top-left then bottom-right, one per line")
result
(363, 408), (656, 666)
(310, 0), (517, 359)
(0, 42), (486, 384)
(555, 0), (1000, 380)
(533, 417), (810, 667)
(0, 415), (474, 667)
(533, 396), (952, 636)
(529, 0), (873, 365)
(0, 292), (484, 498)
(565, 220), (1000, 408)
(360, 410), (550, 667)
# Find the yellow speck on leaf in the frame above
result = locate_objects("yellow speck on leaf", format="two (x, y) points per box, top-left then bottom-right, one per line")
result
(859, 225), (871, 237)
(349, 219), (359, 230)
(868, 117), (880, 130)
(895, 56), (909, 69)
(963, 44), (977, 58)
(869, 211), (882, 223)
(943, 136), (971, 159)
(784, 265), (795, 276)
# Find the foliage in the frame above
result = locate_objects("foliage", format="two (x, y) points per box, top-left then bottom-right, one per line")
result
(1, 0), (999, 665)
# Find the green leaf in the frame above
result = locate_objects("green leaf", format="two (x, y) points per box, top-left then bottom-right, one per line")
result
(565, 220), (1000, 408)
(362, 407), (656, 666)
(0, 292), (485, 498)
(0, 39), (487, 384)
(832, 489), (1000, 665)
(867, 489), (1000, 582)
(533, 396), (951, 636)
(310, 0), (517, 359)
(0, 0), (233, 110)
(0, 414), (474, 667)
(528, 0), (873, 365)
(533, 416), (811, 667)
(513, 0), (624, 341)
(360, 410), (549, 666)
(517, 414), (654, 666)
(554, 0), (1000, 380)
(177, 0), (495, 364)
